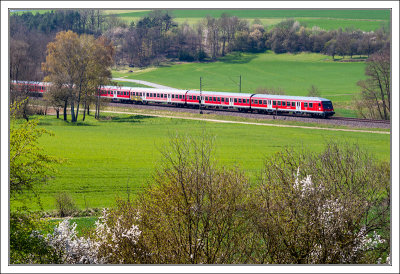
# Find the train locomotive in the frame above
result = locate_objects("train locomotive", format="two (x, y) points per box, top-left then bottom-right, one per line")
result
(11, 80), (335, 118)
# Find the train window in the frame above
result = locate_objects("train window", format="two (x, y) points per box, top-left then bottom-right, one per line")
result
(273, 100), (276, 105)
(304, 102), (308, 108)
(205, 96), (208, 101)
(146, 93), (149, 97)
(179, 95), (183, 99)
(212, 97), (215, 101)
(239, 98), (242, 103)
(263, 100), (267, 105)
(197, 96), (200, 100)
(318, 103), (321, 107)
(292, 102), (295, 107)
(221, 97), (224, 102)
(157, 93), (160, 98)
(278, 101), (281, 106)
(217, 97), (220, 102)
(282, 101), (286, 106)
(309, 103), (313, 108)
(234, 98), (237, 103)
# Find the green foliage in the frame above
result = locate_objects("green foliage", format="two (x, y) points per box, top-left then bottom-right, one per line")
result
(10, 209), (61, 264)
(9, 101), (61, 201)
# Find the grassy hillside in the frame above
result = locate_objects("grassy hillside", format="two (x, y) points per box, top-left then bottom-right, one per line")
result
(113, 51), (366, 117)
(13, 113), (390, 211)
(111, 9), (390, 31)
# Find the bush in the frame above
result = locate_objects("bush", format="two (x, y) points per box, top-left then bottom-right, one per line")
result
(178, 50), (195, 62)
(137, 134), (254, 264)
(10, 209), (61, 264)
(55, 192), (77, 217)
(250, 143), (390, 264)
(197, 50), (208, 61)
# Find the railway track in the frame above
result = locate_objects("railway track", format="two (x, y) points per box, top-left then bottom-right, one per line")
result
(331, 116), (390, 124)
(108, 102), (391, 129)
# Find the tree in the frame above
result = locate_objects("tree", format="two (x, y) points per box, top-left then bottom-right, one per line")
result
(42, 31), (80, 122)
(42, 31), (114, 122)
(137, 134), (254, 264)
(324, 39), (338, 60)
(9, 100), (61, 200)
(356, 47), (390, 120)
(307, 85), (321, 97)
(43, 84), (69, 120)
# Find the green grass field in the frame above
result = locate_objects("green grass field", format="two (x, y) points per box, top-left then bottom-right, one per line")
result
(111, 9), (390, 31)
(12, 113), (390, 212)
(114, 81), (153, 88)
(112, 51), (367, 117)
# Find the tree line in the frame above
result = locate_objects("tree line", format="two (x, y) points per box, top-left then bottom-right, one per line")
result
(10, 9), (390, 78)
(104, 11), (390, 67)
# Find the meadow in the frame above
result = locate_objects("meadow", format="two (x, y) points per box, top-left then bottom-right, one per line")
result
(113, 51), (367, 117)
(108, 9), (390, 31)
(13, 112), (390, 212)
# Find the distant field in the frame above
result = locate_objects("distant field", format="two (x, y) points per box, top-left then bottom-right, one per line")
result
(111, 9), (390, 31)
(113, 9), (390, 20)
(112, 51), (367, 117)
(10, 9), (390, 31)
(12, 113), (390, 211)
(10, 9), (53, 15)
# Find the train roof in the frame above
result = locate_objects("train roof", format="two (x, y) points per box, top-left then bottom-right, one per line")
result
(252, 94), (331, 102)
(187, 90), (254, 97)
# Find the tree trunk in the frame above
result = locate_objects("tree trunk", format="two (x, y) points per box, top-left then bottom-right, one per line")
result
(64, 100), (68, 121)
(82, 100), (86, 121)
(75, 88), (82, 122)
(222, 37), (226, 56)
(56, 109), (59, 119)
(71, 101), (76, 122)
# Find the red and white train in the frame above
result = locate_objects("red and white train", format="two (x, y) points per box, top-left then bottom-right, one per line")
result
(11, 80), (335, 118)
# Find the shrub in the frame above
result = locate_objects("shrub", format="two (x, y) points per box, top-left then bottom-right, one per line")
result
(250, 143), (390, 264)
(137, 134), (254, 264)
(92, 201), (145, 264)
(44, 219), (98, 264)
(10, 209), (61, 264)
(178, 50), (195, 62)
(55, 192), (77, 217)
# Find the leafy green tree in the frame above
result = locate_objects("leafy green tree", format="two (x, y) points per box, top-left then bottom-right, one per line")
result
(9, 101), (62, 264)
(10, 100), (61, 199)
